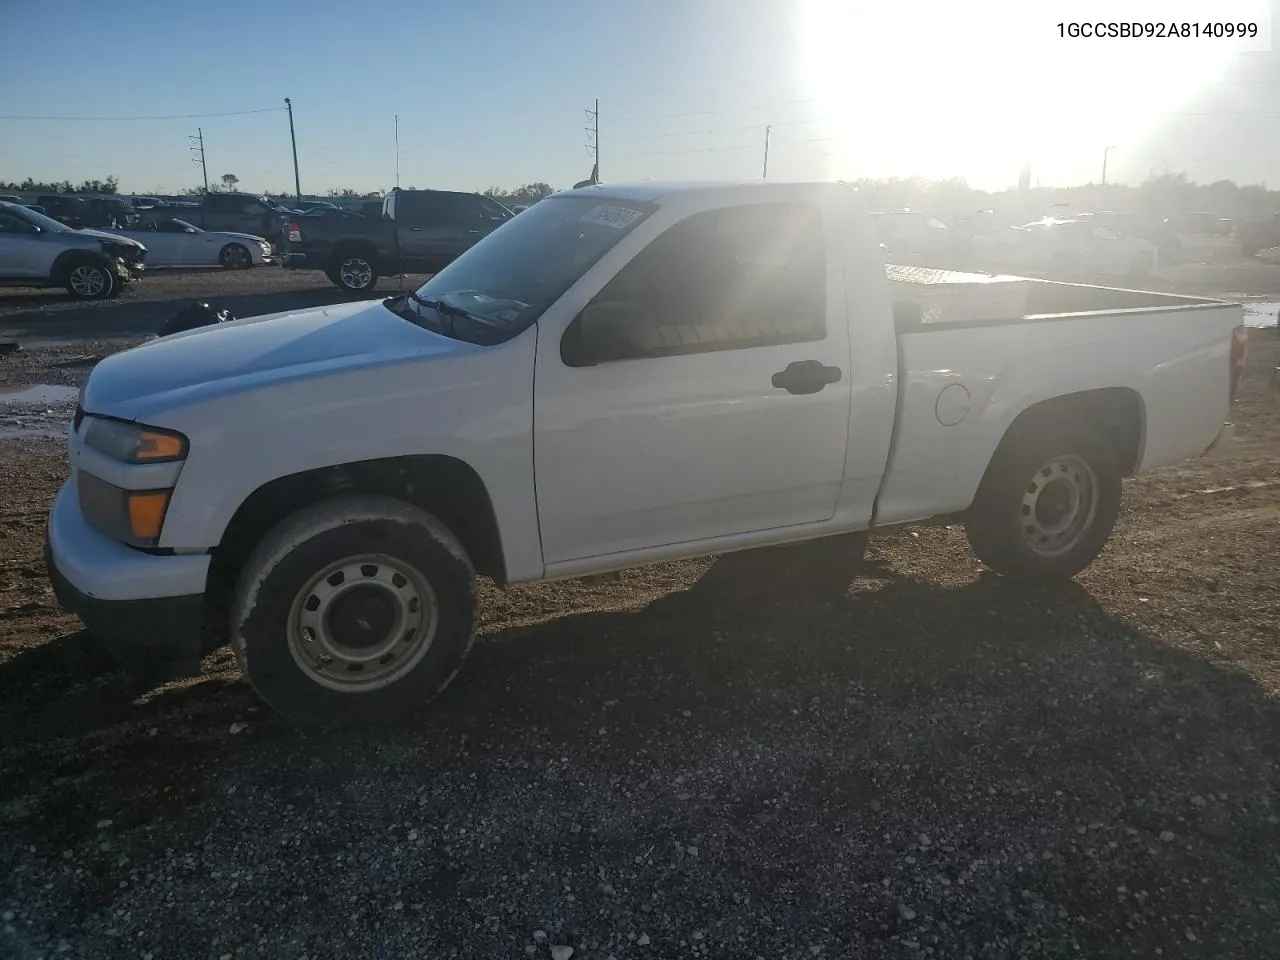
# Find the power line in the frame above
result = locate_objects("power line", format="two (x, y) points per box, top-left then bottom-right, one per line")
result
(610, 97), (819, 123)
(609, 116), (828, 143)
(0, 107), (287, 121)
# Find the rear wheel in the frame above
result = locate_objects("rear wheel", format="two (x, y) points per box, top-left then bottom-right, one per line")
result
(327, 253), (379, 293)
(219, 243), (252, 270)
(965, 425), (1122, 582)
(64, 259), (115, 299)
(231, 496), (477, 726)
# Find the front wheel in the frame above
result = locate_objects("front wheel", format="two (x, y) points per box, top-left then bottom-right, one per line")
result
(64, 260), (115, 299)
(965, 426), (1122, 582)
(219, 243), (253, 270)
(231, 496), (477, 726)
(328, 254), (379, 293)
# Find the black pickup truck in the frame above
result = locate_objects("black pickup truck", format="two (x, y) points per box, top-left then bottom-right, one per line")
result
(279, 188), (513, 291)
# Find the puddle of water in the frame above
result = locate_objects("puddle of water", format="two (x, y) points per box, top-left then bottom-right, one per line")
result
(1242, 301), (1279, 328)
(0, 384), (79, 406)
(0, 383), (79, 442)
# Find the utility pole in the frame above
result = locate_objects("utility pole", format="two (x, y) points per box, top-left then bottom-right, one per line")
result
(394, 114), (400, 188)
(762, 125), (772, 179)
(1102, 145), (1115, 186)
(285, 97), (301, 199)
(189, 128), (208, 194)
(584, 99), (600, 182)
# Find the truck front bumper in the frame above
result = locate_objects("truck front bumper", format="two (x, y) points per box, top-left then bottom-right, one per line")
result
(45, 479), (210, 679)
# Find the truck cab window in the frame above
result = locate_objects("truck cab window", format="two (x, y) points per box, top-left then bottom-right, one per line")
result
(567, 202), (827, 365)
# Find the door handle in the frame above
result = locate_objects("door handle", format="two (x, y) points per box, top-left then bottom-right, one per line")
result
(467, 229), (480, 234)
(409, 227), (426, 232)
(771, 360), (842, 395)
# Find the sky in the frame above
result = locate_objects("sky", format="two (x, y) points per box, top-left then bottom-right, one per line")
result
(1, 0), (1278, 196)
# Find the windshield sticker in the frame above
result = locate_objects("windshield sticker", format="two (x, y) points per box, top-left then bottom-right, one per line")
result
(580, 205), (643, 229)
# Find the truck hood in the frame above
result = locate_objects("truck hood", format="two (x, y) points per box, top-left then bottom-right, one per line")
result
(82, 298), (474, 421)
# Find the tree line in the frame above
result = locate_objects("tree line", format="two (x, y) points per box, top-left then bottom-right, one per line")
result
(4, 173), (1274, 219)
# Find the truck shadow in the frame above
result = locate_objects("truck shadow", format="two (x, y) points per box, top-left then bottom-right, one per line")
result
(3, 553), (1278, 810)
(3, 552), (1279, 954)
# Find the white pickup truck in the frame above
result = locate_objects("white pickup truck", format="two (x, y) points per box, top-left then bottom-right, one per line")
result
(45, 182), (1243, 725)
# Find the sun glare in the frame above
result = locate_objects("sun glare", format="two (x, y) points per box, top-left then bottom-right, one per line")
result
(799, 0), (1237, 188)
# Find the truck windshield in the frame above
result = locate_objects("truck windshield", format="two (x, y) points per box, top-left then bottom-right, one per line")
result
(397, 195), (653, 344)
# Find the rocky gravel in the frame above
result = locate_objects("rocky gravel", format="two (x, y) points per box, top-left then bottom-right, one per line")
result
(0, 269), (1278, 958)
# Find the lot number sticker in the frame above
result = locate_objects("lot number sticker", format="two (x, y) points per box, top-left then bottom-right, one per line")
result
(581, 205), (644, 229)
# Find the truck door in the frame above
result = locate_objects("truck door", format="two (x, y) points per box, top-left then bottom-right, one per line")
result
(395, 192), (488, 273)
(533, 200), (854, 565)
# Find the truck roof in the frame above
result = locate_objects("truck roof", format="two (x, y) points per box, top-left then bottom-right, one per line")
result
(558, 181), (854, 204)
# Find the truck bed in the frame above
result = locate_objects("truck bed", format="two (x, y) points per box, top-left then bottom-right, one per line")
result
(888, 266), (1225, 331)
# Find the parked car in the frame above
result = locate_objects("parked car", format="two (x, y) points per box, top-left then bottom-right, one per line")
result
(280, 188), (514, 292)
(36, 194), (140, 229)
(999, 219), (1158, 276)
(872, 210), (972, 267)
(288, 200), (344, 215)
(0, 200), (145, 298)
(45, 182), (1242, 724)
(108, 218), (273, 269)
(1234, 213), (1280, 258)
(1076, 211), (1182, 263)
(152, 193), (291, 245)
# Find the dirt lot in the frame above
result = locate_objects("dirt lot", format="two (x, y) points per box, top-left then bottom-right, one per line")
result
(0, 265), (1278, 959)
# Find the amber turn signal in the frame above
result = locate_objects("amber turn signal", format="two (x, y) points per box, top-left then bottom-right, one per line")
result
(127, 491), (171, 543)
(136, 430), (186, 461)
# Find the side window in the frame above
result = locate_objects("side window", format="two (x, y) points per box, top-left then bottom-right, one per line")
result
(565, 202), (826, 365)
(440, 194), (485, 226)
(478, 197), (510, 220)
(0, 212), (33, 234)
(395, 191), (445, 224)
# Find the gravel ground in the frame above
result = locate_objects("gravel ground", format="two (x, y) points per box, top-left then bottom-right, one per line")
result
(0, 267), (1278, 959)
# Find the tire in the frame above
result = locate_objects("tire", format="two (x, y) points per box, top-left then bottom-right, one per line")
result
(63, 259), (115, 300)
(219, 243), (253, 270)
(327, 252), (379, 293)
(965, 424), (1122, 583)
(230, 495), (477, 727)
(1129, 250), (1154, 276)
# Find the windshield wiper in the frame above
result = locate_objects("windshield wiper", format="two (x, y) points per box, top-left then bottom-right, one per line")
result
(388, 290), (502, 342)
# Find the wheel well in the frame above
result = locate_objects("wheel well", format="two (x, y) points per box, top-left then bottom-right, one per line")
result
(996, 388), (1145, 476)
(51, 249), (109, 283)
(329, 242), (381, 273)
(205, 456), (505, 635)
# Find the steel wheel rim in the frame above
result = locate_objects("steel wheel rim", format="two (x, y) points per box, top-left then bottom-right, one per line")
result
(340, 258), (372, 288)
(1021, 454), (1098, 557)
(69, 265), (106, 296)
(286, 554), (439, 693)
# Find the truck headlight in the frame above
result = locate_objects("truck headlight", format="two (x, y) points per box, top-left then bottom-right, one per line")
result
(84, 418), (187, 463)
